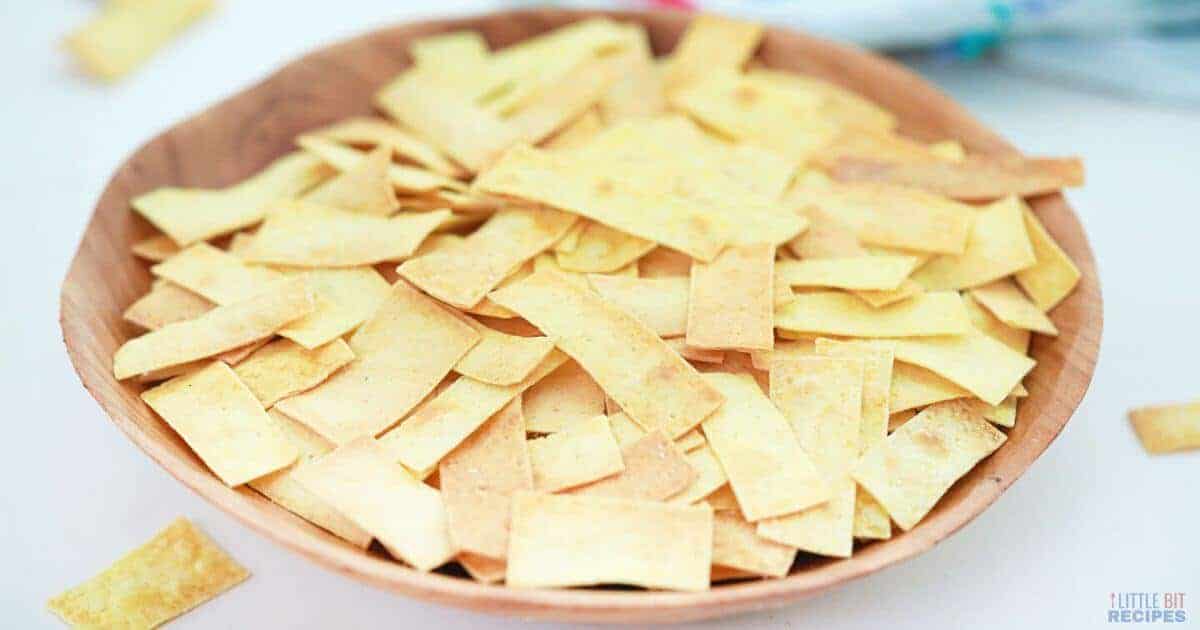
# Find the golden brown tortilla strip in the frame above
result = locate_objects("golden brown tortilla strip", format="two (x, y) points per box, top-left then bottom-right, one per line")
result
(528, 415), (625, 492)
(506, 491), (713, 591)
(131, 234), (180, 262)
(588, 275), (689, 337)
(891, 330), (1035, 406)
(309, 116), (466, 178)
(64, 0), (215, 82)
(776, 290), (970, 339)
(912, 196), (1037, 290)
(47, 518), (247, 629)
(151, 242), (283, 305)
(853, 400), (1006, 530)
(831, 155), (1084, 201)
(232, 338), (354, 406)
(454, 319), (556, 386)
(970, 279), (1058, 335)
(888, 409), (918, 433)
(1015, 205), (1082, 311)
(122, 280), (214, 331)
(1128, 402), (1200, 454)
(686, 243), (775, 352)
(274, 280), (479, 444)
(113, 277), (314, 379)
(701, 372), (829, 521)
(571, 430), (695, 501)
(142, 362), (298, 486)
(522, 359), (606, 434)
(398, 207), (577, 308)
(662, 14), (763, 94)
(292, 437), (455, 571)
(712, 511), (797, 578)
(814, 127), (955, 169)
(557, 221), (657, 273)
(302, 145), (400, 215)
(489, 270), (724, 439)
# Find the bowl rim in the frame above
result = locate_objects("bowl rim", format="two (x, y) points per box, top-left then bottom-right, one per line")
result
(59, 7), (1103, 624)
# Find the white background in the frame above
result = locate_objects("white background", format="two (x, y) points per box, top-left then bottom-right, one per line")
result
(2, 2), (1197, 628)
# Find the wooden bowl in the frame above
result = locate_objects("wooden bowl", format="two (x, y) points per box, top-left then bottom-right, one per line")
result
(59, 8), (1102, 624)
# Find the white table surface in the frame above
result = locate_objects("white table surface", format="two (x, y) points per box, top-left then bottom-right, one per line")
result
(3, 2), (1197, 628)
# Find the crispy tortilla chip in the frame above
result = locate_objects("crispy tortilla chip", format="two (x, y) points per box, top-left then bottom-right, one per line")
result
(853, 279), (925, 309)
(557, 221), (657, 273)
(302, 145), (400, 215)
(963, 293), (1031, 354)
(297, 134), (465, 194)
(1129, 402), (1200, 454)
(705, 485), (740, 512)
(399, 207), (577, 308)
(686, 244), (775, 351)
(1015, 205), (1082, 311)
(522, 359), (606, 434)
(232, 338), (354, 406)
(408, 30), (491, 97)
(588, 275), (689, 337)
(749, 339), (816, 371)
(506, 491), (713, 591)
(544, 109), (606, 151)
(891, 330), (1035, 406)
(970, 279), (1058, 335)
(454, 319), (556, 386)
(244, 202), (448, 267)
(123, 280), (214, 331)
(608, 411), (704, 454)
(599, 56), (665, 122)
(912, 196), (1037, 290)
(151, 242), (283, 305)
(786, 206), (867, 260)
(572, 430), (695, 501)
(458, 553), (507, 584)
(65, 0), (215, 81)
(47, 518), (246, 629)
(853, 400), (1006, 530)
(890, 361), (970, 413)
(831, 155), (1084, 200)
(133, 151), (331, 246)
(508, 55), (627, 144)
(292, 437), (455, 571)
(665, 337), (725, 364)
(142, 362), (298, 485)
(662, 14), (763, 93)
(966, 395), (1020, 429)
(713, 511), (797, 578)
(747, 68), (897, 132)
(275, 280), (479, 444)
(439, 399), (532, 559)
(114, 277), (313, 379)
(776, 255), (917, 291)
(814, 127), (954, 169)
(131, 234), (181, 262)
(701, 372), (829, 521)
(638, 246), (693, 277)
(275, 267), (392, 349)
(669, 444), (729, 505)
(527, 415), (625, 492)
(310, 116), (467, 178)
(776, 290), (970, 338)
(489, 271), (724, 439)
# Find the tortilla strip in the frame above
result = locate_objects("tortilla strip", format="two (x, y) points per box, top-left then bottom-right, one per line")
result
(141, 362), (298, 485)
(454, 319), (556, 386)
(244, 202), (449, 267)
(599, 58), (665, 122)
(506, 491), (713, 591)
(775, 255), (917, 291)
(527, 415), (625, 492)
(966, 395), (1020, 429)
(609, 411), (704, 453)
(912, 196), (1037, 291)
(113, 277), (314, 379)
(701, 372), (830, 521)
(970, 279), (1058, 335)
(588, 275), (689, 337)
(135, 336), (269, 383)
(507, 55), (627, 144)
(275, 267), (393, 349)
(232, 338), (355, 406)
(408, 30), (491, 96)
(786, 206), (867, 260)
(378, 351), (567, 476)
(853, 279), (925, 308)
(685, 243), (775, 352)
(522, 359), (606, 434)
(668, 444), (729, 505)
(814, 127), (955, 169)
(1128, 401), (1200, 454)
(65, 0), (215, 81)
(544, 109), (606, 151)
(47, 518), (247, 629)
(292, 437), (455, 571)
(572, 430), (695, 501)
(131, 234), (180, 262)
(297, 135), (465, 194)
(831, 155), (1084, 201)
(890, 361), (970, 413)
(1015, 205), (1082, 311)
(133, 151), (331, 246)
(891, 330), (1035, 406)
(749, 339), (817, 371)
(963, 293), (1031, 354)
(123, 280), (214, 331)
(309, 116), (466, 178)
(638, 246), (693, 278)
(775, 290), (970, 338)
(302, 145), (400, 215)
(274, 280), (479, 444)
(888, 409), (918, 433)
(665, 337), (725, 364)
(439, 399), (532, 559)
(713, 511), (797, 578)
(557, 221), (657, 273)
(662, 14), (763, 94)
(458, 554), (507, 584)
(853, 400), (1006, 530)
(747, 68), (897, 133)
(489, 270), (724, 439)
(151, 242), (283, 305)
(398, 207), (577, 308)
(248, 409), (373, 547)
(786, 182), (974, 255)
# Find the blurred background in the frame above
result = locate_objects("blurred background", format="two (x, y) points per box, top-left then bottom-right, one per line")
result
(2, 2), (1196, 629)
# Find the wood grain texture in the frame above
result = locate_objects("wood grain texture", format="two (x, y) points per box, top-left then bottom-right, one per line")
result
(59, 8), (1102, 624)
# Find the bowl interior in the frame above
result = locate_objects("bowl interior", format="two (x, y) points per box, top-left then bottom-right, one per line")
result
(59, 8), (1101, 623)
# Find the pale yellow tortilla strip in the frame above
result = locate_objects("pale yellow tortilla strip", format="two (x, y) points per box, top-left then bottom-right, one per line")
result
(599, 55), (665, 122)
(891, 330), (1035, 406)
(302, 145), (400, 215)
(378, 351), (567, 477)
(686, 244), (775, 352)
(970, 279), (1058, 335)
(747, 68), (897, 133)
(64, 0), (215, 81)
(787, 182), (974, 255)
(275, 266), (393, 349)
(47, 518), (247, 629)
(408, 30), (491, 97)
(243, 202), (448, 267)
(131, 234), (181, 262)
(588, 274), (689, 337)
(638, 246), (693, 278)
(853, 279), (925, 309)
(890, 361), (970, 414)
(830, 155), (1084, 201)
(776, 255), (918, 291)
(571, 430), (696, 501)
(963, 293), (1031, 354)
(141, 362), (298, 485)
(489, 270), (725, 439)
(292, 437), (455, 571)
(439, 399), (532, 559)
(309, 116), (466, 178)
(853, 400), (1006, 530)
(557, 221), (657, 273)
(965, 395), (1020, 429)
(608, 411), (705, 455)
(453, 319), (556, 386)
(151, 242), (283, 305)
(507, 55), (627, 144)
(274, 280), (479, 444)
(1015, 205), (1083, 311)
(133, 151), (332, 246)
(912, 196), (1036, 290)
(506, 491), (713, 591)
(232, 338), (354, 406)
(662, 14), (764, 93)
(123, 280), (214, 331)
(113, 277), (314, 379)
(758, 357), (863, 557)
(398, 207), (577, 308)
(749, 338), (817, 371)
(786, 205), (867, 260)
(712, 511), (797, 578)
(527, 415), (625, 492)
(522, 358), (606, 434)
(248, 409), (373, 547)
(297, 135), (466, 194)
(814, 127), (955, 169)
(700, 372), (830, 521)
(544, 108), (606, 151)
(775, 290), (970, 338)
(668, 444), (729, 506)
(1128, 401), (1200, 454)
(665, 337), (725, 365)
(888, 409), (918, 433)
